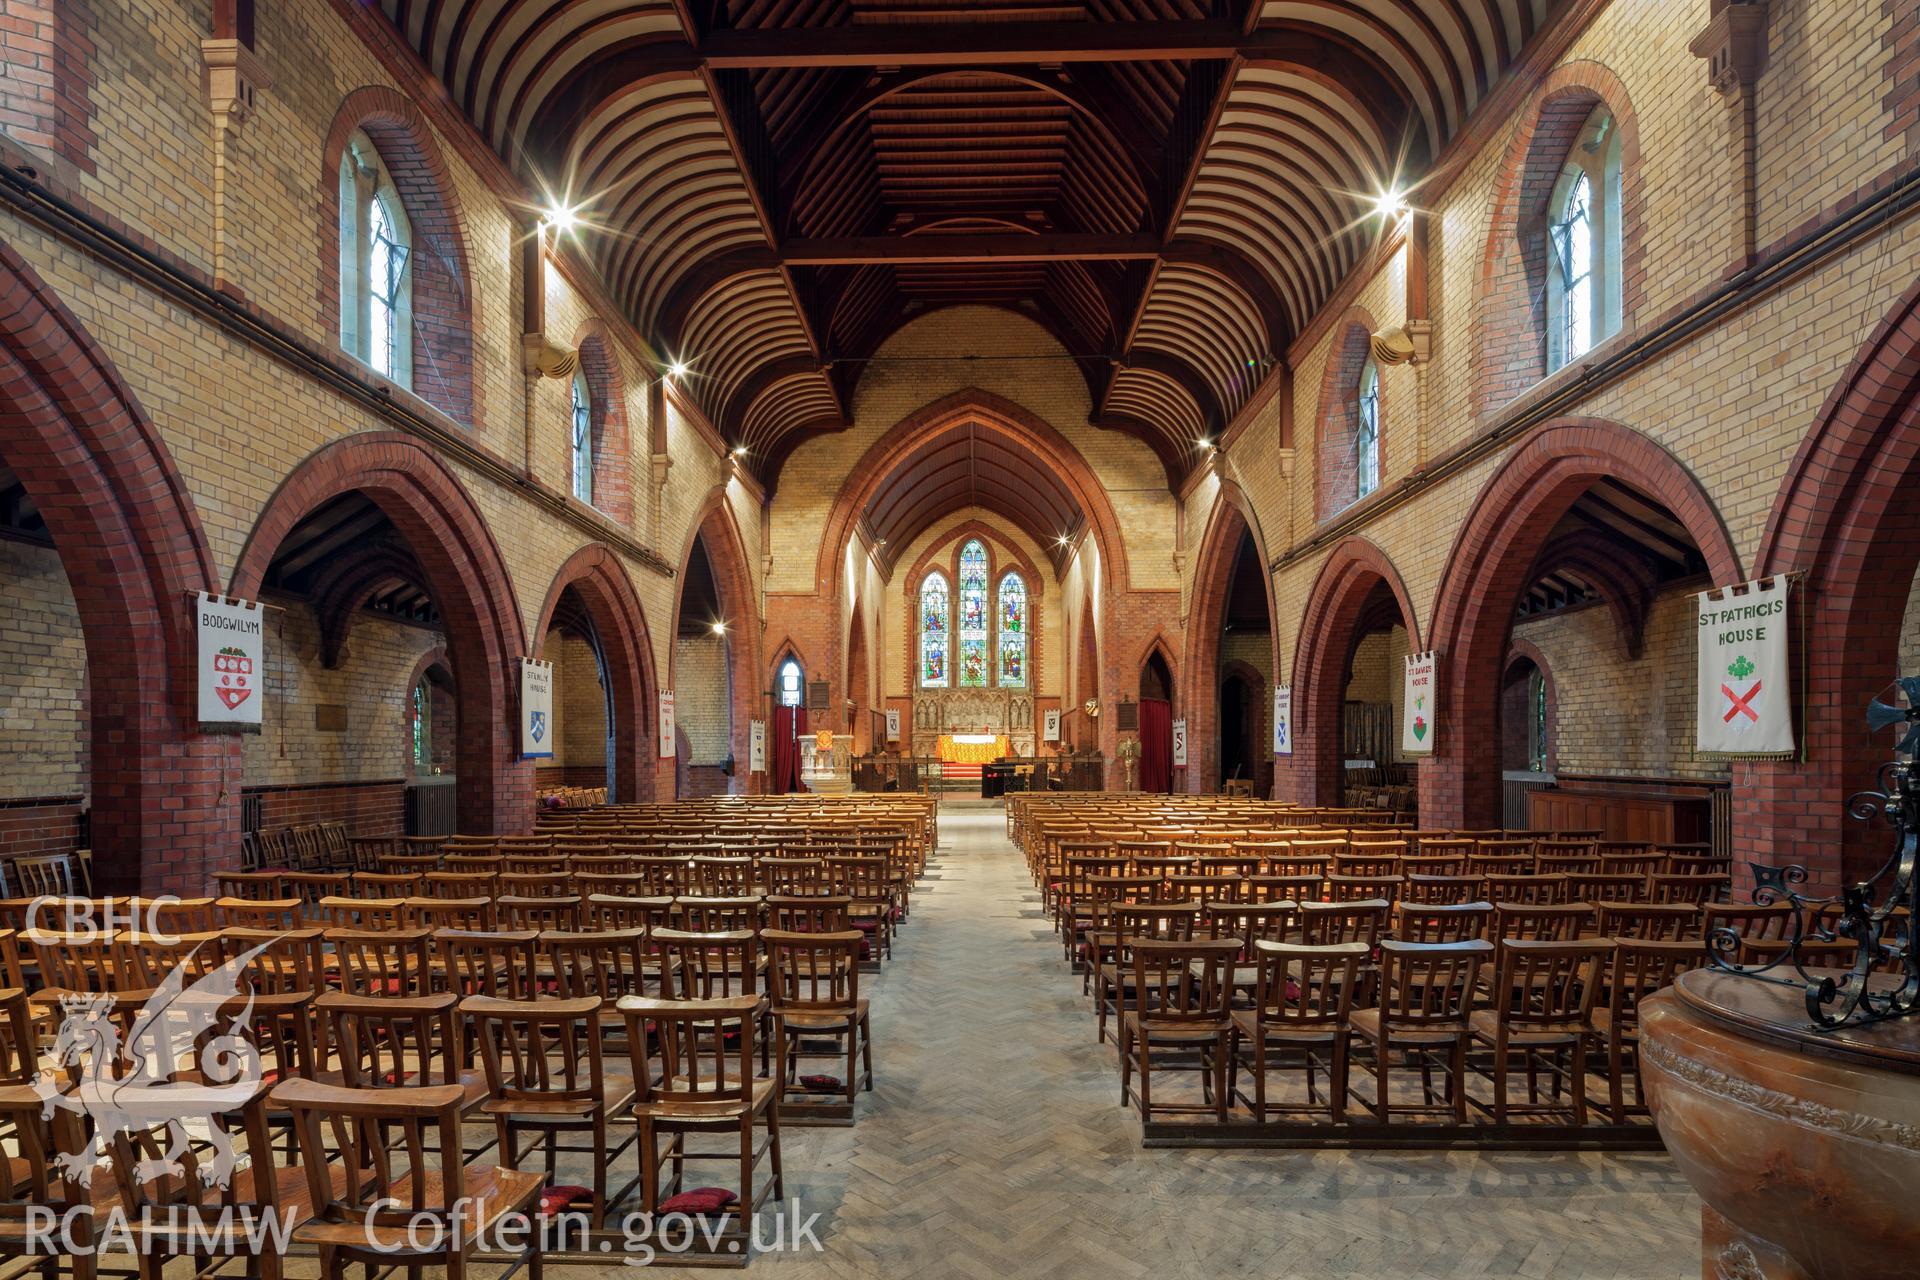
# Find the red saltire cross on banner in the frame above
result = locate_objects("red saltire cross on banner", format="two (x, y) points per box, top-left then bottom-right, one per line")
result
(1721, 681), (1761, 723)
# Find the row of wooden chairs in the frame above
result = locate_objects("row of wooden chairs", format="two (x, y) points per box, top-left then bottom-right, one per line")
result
(1112, 933), (1695, 1127)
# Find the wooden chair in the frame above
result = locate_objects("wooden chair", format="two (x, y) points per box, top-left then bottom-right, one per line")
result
(1092, 902), (1202, 1045)
(274, 1079), (543, 1280)
(1469, 939), (1609, 1125)
(463, 994), (638, 1227)
(762, 929), (873, 1107)
(1649, 872), (1728, 906)
(106, 997), (308, 1280)
(1116, 938), (1242, 1123)
(1244, 873), (1322, 904)
(1325, 872), (1403, 903)
(325, 927), (434, 997)
(615, 995), (784, 1221)
(1565, 872), (1647, 907)
(215, 870), (284, 901)
(1402, 873), (1480, 906)
(422, 870), (499, 899)
(1594, 901), (1700, 941)
(314, 895), (409, 930)
(765, 895), (854, 933)
(1229, 941), (1367, 1123)
(1482, 872), (1568, 906)
(677, 895), (764, 934)
(1701, 902), (1793, 962)
(1391, 900), (1493, 943)
(653, 928), (759, 999)
(546, 929), (654, 1021)
(435, 928), (540, 999)
(0, 1079), (98, 1280)
(497, 894), (582, 932)
(1595, 939), (1705, 1123)
(1352, 939), (1491, 1125)
(12, 854), (76, 898)
(407, 895), (494, 932)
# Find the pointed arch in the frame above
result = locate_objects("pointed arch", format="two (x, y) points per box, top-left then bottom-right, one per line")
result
(1280, 536), (1422, 807)
(669, 487), (762, 794)
(532, 544), (659, 803)
(0, 245), (228, 893)
(1184, 480), (1278, 794)
(231, 432), (527, 834)
(1424, 418), (1739, 829)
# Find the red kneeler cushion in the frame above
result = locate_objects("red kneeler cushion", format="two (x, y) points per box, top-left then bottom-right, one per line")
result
(659, 1187), (739, 1216)
(799, 1073), (843, 1091)
(539, 1185), (593, 1216)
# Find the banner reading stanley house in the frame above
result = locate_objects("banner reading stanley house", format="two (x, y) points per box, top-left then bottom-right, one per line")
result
(1695, 578), (1793, 757)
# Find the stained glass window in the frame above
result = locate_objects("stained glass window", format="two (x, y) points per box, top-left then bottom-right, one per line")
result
(958, 539), (988, 688)
(1355, 358), (1380, 498)
(412, 679), (431, 766)
(571, 369), (594, 504)
(998, 572), (1027, 687)
(919, 572), (949, 688)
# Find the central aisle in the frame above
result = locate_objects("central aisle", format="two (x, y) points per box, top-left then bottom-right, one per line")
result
(656, 800), (1699, 1279)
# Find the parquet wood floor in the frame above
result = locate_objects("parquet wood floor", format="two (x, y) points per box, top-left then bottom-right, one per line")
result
(639, 800), (1702, 1279)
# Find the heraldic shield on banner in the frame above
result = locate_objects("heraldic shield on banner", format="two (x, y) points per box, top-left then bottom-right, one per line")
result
(1695, 577), (1795, 757)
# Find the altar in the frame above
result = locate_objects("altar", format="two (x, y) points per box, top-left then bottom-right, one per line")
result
(935, 733), (1008, 764)
(911, 689), (1034, 758)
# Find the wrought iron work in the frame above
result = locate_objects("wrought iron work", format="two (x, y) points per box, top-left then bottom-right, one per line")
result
(1709, 677), (1920, 1029)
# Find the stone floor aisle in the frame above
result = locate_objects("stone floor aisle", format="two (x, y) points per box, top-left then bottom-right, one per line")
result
(643, 800), (1701, 1279)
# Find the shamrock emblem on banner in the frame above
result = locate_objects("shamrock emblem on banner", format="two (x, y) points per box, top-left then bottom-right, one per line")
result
(1721, 654), (1761, 730)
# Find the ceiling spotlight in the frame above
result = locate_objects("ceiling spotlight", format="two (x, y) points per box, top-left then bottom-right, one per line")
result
(1196, 437), (1214, 450)
(668, 360), (689, 380)
(1373, 186), (1408, 219)
(711, 620), (728, 635)
(541, 203), (579, 235)
(1056, 534), (1071, 547)
(731, 445), (748, 458)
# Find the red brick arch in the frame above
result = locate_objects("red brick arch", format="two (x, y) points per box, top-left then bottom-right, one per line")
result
(0, 245), (230, 893)
(815, 389), (1130, 598)
(1184, 480), (1279, 794)
(1316, 308), (1380, 522)
(1279, 536), (1422, 807)
(320, 86), (476, 427)
(669, 488), (762, 795)
(231, 432), (528, 835)
(1475, 60), (1645, 416)
(532, 543), (659, 803)
(1745, 278), (1920, 890)
(1424, 418), (1739, 829)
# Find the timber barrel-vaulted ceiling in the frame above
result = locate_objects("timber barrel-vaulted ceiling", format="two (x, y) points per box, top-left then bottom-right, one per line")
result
(377, 0), (1559, 489)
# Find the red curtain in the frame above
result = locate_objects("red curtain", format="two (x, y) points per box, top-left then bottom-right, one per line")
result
(771, 705), (809, 794)
(1139, 697), (1172, 793)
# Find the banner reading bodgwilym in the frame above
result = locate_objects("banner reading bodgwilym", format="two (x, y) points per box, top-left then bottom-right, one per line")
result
(1695, 577), (1794, 757)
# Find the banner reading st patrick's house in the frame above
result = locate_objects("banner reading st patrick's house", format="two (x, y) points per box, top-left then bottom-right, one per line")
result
(1695, 578), (1793, 757)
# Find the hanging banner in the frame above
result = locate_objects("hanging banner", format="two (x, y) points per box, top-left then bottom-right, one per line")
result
(749, 720), (767, 773)
(1172, 718), (1188, 766)
(519, 659), (554, 759)
(1273, 685), (1292, 755)
(885, 708), (902, 742)
(197, 593), (265, 729)
(1696, 577), (1794, 757)
(659, 690), (676, 757)
(1043, 708), (1062, 742)
(1402, 651), (1438, 755)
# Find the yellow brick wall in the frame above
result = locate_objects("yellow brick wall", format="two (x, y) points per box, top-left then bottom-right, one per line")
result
(0, 542), (87, 799)
(766, 307), (1175, 598)
(241, 604), (440, 788)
